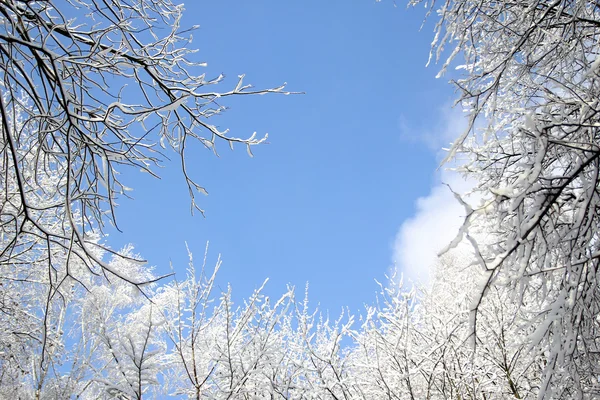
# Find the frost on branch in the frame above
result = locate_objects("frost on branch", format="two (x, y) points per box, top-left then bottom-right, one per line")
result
(0, 0), (294, 284)
(411, 0), (600, 395)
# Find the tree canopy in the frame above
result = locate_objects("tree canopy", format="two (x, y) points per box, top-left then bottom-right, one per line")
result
(1, 0), (600, 398)
(0, 0), (292, 285)
(425, 0), (600, 394)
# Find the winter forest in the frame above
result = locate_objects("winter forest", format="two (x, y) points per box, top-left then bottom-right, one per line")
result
(1, 0), (600, 398)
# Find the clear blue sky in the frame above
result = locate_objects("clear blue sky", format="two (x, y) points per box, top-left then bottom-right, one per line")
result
(107, 1), (457, 314)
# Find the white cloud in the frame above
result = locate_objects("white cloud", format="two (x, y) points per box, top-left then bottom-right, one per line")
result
(392, 171), (473, 284)
(392, 107), (476, 285)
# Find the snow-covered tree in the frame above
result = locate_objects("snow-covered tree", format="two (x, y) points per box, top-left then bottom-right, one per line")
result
(7, 0), (600, 398)
(0, 2), (296, 395)
(0, 0), (293, 281)
(411, 0), (600, 396)
(0, 89), (160, 398)
(155, 246), (356, 399)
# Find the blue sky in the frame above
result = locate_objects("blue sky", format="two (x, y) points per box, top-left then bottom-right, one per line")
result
(106, 1), (465, 314)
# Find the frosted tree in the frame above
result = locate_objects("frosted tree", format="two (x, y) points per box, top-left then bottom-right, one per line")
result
(347, 251), (548, 399)
(156, 247), (292, 399)
(0, 0), (293, 283)
(0, 2), (295, 395)
(417, 252), (544, 399)
(68, 247), (164, 400)
(0, 100), (351, 397)
(411, 0), (600, 396)
(155, 246), (356, 399)
(0, 91), (164, 398)
(0, 238), (159, 399)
